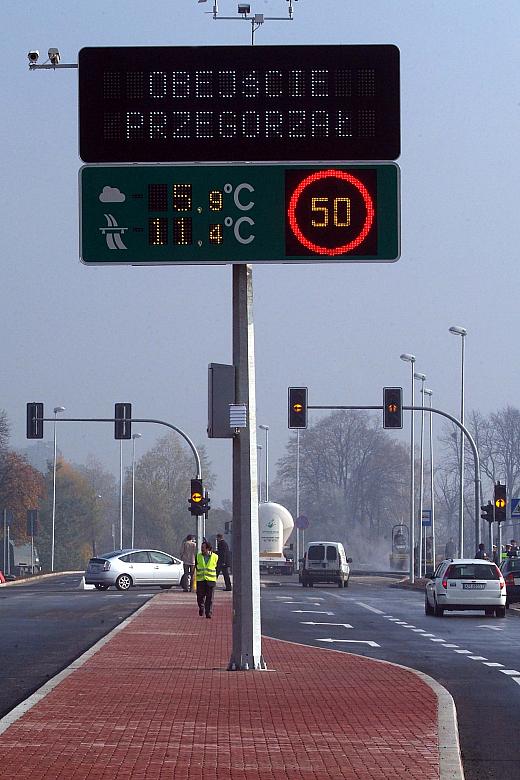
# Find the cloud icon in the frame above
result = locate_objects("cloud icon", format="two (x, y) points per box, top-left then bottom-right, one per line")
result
(99, 186), (126, 203)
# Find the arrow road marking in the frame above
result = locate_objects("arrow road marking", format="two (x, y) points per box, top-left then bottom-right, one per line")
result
(477, 625), (504, 631)
(300, 622), (353, 628)
(317, 638), (380, 647)
(292, 610), (334, 615)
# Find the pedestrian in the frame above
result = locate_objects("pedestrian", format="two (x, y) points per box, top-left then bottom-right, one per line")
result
(195, 540), (219, 619)
(492, 545), (499, 565)
(445, 537), (456, 559)
(475, 543), (488, 559)
(502, 544), (511, 562)
(216, 533), (232, 591)
(508, 540), (519, 557)
(179, 534), (196, 592)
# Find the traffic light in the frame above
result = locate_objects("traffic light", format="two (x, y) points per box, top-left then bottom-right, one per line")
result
(288, 387), (308, 429)
(189, 479), (205, 516)
(480, 501), (494, 524)
(494, 482), (507, 523)
(27, 509), (39, 536)
(202, 493), (211, 515)
(26, 402), (44, 439)
(114, 402), (132, 440)
(383, 387), (403, 429)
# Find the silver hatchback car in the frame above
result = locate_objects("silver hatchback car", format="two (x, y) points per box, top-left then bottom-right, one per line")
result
(85, 548), (184, 591)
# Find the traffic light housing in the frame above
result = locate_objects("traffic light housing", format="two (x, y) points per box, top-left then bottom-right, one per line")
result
(114, 402), (132, 440)
(494, 482), (507, 523)
(288, 387), (308, 429)
(26, 402), (44, 439)
(480, 502), (494, 524)
(189, 479), (205, 516)
(383, 387), (403, 429)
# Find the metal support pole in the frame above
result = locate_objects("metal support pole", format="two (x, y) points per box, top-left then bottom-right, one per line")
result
(131, 437), (136, 549)
(459, 335), (466, 556)
(427, 392), (436, 570)
(119, 439), (123, 549)
(418, 380), (426, 576)
(296, 428), (300, 572)
(409, 367), (416, 583)
(229, 264), (265, 671)
(51, 415), (58, 571)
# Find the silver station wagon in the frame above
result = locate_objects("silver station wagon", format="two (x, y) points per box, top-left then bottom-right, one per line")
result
(85, 548), (184, 591)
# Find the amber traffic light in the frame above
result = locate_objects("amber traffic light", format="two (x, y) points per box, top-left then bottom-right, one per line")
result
(288, 387), (308, 429)
(494, 482), (507, 523)
(383, 387), (403, 429)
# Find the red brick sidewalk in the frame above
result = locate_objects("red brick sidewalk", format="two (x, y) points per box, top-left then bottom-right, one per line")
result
(0, 591), (462, 779)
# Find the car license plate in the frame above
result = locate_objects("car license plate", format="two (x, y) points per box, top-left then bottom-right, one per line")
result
(463, 583), (485, 589)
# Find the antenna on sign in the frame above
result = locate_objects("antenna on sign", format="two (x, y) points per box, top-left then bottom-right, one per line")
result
(196, 0), (299, 44)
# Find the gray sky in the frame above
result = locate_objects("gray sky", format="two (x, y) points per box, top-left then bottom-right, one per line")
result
(2, 0), (519, 505)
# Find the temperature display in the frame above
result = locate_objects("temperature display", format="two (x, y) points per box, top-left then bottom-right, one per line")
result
(81, 163), (399, 265)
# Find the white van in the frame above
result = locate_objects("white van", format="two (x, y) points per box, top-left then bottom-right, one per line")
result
(301, 541), (352, 588)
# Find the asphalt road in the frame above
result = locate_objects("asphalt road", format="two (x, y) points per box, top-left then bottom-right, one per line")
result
(0, 573), (156, 719)
(261, 575), (520, 780)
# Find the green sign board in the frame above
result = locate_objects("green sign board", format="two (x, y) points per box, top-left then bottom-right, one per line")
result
(80, 164), (399, 265)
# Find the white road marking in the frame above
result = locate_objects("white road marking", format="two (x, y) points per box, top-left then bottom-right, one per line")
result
(482, 662), (504, 667)
(412, 629), (427, 633)
(403, 625), (416, 628)
(442, 644), (459, 648)
(430, 638), (446, 642)
(355, 602), (385, 614)
(477, 625), (504, 631)
(300, 621), (353, 628)
(316, 638), (380, 647)
(291, 610), (334, 615)
(499, 669), (520, 676)
(420, 633), (437, 637)
(512, 678), (520, 686)
(453, 650), (473, 654)
(468, 656), (488, 661)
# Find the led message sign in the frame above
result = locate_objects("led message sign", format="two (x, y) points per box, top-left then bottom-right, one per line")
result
(78, 45), (400, 163)
(80, 164), (399, 264)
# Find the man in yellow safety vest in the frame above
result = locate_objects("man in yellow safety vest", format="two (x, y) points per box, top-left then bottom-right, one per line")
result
(195, 541), (219, 619)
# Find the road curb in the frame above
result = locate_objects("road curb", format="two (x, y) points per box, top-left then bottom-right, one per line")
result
(263, 633), (464, 780)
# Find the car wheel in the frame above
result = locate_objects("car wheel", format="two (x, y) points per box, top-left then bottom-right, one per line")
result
(160, 585), (173, 589)
(115, 574), (132, 591)
(337, 579), (344, 588)
(496, 606), (506, 618)
(302, 579), (308, 588)
(485, 608), (494, 616)
(425, 594), (434, 615)
(433, 599), (444, 617)
(94, 584), (109, 591)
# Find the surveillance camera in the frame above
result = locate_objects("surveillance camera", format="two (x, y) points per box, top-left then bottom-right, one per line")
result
(238, 4), (250, 13)
(27, 50), (39, 63)
(48, 47), (61, 65)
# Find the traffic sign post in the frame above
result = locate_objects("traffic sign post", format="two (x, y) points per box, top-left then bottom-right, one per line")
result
(80, 163), (400, 264)
(78, 45), (400, 164)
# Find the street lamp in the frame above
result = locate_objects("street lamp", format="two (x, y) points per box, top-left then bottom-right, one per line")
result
(256, 444), (262, 501)
(131, 433), (142, 548)
(51, 406), (65, 572)
(449, 325), (467, 557)
(259, 424), (269, 502)
(400, 354), (416, 583)
(424, 388), (435, 571)
(414, 372), (426, 577)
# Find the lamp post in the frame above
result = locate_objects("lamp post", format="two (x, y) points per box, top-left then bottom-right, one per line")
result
(256, 444), (263, 502)
(414, 372), (426, 577)
(51, 406), (65, 572)
(400, 354), (416, 583)
(131, 433), (142, 548)
(259, 424), (269, 502)
(449, 325), (467, 557)
(424, 388), (435, 571)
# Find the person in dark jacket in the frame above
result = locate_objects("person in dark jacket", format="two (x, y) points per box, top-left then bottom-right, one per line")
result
(475, 543), (488, 559)
(216, 533), (232, 591)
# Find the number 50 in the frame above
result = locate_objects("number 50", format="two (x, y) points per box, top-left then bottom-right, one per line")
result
(311, 197), (351, 228)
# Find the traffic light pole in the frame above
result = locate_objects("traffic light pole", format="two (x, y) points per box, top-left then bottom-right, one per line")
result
(229, 263), (265, 671)
(309, 403), (482, 570)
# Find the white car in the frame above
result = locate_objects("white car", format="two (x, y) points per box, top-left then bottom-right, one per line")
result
(425, 558), (506, 617)
(85, 548), (184, 591)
